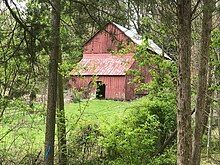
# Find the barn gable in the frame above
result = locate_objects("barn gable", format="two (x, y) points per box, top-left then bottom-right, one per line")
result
(83, 23), (136, 54)
(83, 22), (171, 57)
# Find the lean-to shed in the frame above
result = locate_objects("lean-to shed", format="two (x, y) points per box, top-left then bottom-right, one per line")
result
(69, 22), (170, 100)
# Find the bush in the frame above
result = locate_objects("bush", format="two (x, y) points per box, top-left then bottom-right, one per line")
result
(100, 97), (176, 164)
(68, 122), (103, 164)
(67, 97), (176, 164)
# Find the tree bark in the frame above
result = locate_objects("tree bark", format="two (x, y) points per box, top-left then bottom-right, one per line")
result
(192, 1), (214, 164)
(202, 64), (214, 135)
(216, 50), (220, 147)
(57, 71), (68, 165)
(49, 0), (68, 163)
(57, 21), (68, 165)
(57, 73), (68, 165)
(176, 1), (192, 164)
(44, 0), (60, 164)
(207, 107), (213, 158)
(214, 5), (220, 143)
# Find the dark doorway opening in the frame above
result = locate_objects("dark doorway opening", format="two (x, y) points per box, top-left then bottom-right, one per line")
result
(96, 81), (105, 99)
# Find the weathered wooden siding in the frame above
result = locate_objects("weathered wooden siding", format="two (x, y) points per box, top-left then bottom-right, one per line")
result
(69, 65), (152, 101)
(125, 75), (135, 100)
(70, 75), (126, 100)
(124, 62), (152, 100)
(83, 23), (134, 54)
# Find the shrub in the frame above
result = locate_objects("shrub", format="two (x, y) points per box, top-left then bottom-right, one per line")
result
(100, 97), (176, 164)
(67, 98), (177, 164)
(68, 122), (103, 164)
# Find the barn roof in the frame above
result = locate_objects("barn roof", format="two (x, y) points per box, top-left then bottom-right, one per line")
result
(70, 54), (134, 76)
(113, 22), (172, 60)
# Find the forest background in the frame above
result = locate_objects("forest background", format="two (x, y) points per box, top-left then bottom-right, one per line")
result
(0, 0), (220, 165)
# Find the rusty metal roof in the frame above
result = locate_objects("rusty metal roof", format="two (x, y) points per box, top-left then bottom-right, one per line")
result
(70, 54), (135, 76)
(113, 22), (172, 60)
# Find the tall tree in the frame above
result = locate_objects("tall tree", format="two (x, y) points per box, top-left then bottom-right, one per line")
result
(44, 0), (60, 164)
(176, 0), (192, 164)
(57, 22), (68, 165)
(192, 1), (214, 164)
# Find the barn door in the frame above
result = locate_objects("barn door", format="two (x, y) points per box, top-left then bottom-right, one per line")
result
(96, 81), (105, 99)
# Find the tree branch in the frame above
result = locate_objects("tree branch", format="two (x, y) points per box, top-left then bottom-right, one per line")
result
(3, 0), (49, 55)
(154, 108), (195, 156)
(191, 0), (202, 16)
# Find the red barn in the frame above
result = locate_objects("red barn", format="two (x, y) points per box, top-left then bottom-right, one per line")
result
(69, 22), (170, 100)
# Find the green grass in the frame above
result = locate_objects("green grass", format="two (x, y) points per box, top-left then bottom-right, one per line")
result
(65, 99), (130, 123)
(0, 99), (130, 162)
(1, 99), (219, 164)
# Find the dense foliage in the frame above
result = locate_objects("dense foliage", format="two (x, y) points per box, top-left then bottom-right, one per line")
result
(66, 97), (176, 165)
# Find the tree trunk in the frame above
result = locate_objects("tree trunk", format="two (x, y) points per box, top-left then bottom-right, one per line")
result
(217, 89), (220, 147)
(57, 73), (68, 164)
(52, 0), (68, 163)
(44, 0), (60, 164)
(202, 64), (214, 135)
(214, 5), (220, 143)
(216, 51), (220, 147)
(176, 1), (192, 164)
(192, 1), (214, 164)
(207, 107), (213, 158)
(57, 29), (68, 165)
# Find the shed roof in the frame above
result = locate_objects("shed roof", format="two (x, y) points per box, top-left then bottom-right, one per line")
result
(70, 54), (134, 76)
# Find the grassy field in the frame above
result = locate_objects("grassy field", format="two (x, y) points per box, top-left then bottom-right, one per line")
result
(0, 99), (130, 162)
(0, 99), (219, 164)
(66, 99), (130, 123)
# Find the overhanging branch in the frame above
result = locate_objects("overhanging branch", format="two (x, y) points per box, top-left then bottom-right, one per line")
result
(3, 0), (49, 55)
